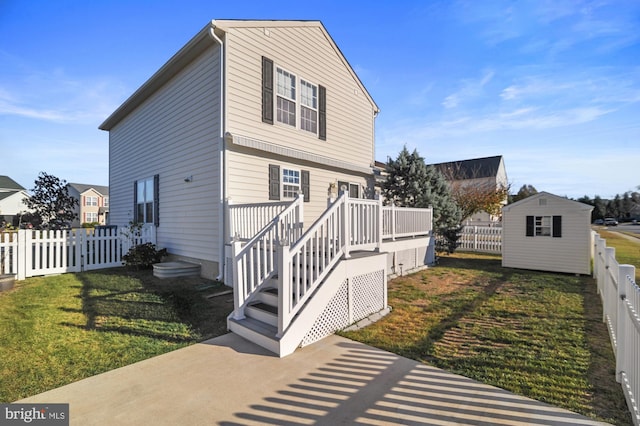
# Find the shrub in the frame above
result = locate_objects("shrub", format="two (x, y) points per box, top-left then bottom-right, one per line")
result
(82, 222), (100, 228)
(122, 243), (167, 269)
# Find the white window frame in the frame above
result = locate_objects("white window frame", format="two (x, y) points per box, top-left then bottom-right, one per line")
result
(276, 67), (296, 127)
(535, 216), (551, 236)
(104, 197), (109, 207)
(273, 64), (319, 136)
(136, 177), (155, 224)
(300, 79), (318, 134)
(85, 196), (98, 206)
(85, 212), (98, 223)
(282, 168), (301, 200)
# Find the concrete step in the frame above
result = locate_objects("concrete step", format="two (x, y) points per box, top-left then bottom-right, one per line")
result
(228, 317), (279, 355)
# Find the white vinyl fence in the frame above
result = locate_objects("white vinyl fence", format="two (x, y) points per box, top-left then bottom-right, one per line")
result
(457, 225), (502, 254)
(0, 226), (155, 280)
(593, 232), (640, 426)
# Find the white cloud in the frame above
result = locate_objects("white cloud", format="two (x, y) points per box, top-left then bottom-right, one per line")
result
(442, 69), (495, 109)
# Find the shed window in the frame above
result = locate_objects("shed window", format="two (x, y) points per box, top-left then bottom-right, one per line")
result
(526, 215), (562, 238)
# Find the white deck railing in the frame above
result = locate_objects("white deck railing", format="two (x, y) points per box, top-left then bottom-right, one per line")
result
(593, 232), (640, 425)
(382, 205), (432, 240)
(228, 193), (434, 339)
(230, 194), (304, 320)
(228, 199), (291, 241)
(0, 226), (155, 280)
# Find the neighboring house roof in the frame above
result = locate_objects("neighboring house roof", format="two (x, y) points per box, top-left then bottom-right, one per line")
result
(502, 191), (593, 213)
(0, 175), (26, 191)
(99, 19), (379, 131)
(429, 155), (503, 181)
(68, 183), (109, 197)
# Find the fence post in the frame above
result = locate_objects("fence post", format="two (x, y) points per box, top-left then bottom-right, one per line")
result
(616, 264), (635, 384)
(343, 194), (351, 259)
(17, 230), (26, 280)
(376, 197), (383, 251)
(391, 204), (396, 241)
(474, 226), (478, 250)
(231, 239), (245, 321)
(605, 247), (616, 323)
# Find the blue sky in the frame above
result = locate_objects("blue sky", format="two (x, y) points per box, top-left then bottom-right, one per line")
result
(1, 0), (638, 199)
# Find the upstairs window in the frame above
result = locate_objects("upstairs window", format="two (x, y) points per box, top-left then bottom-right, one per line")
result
(263, 56), (326, 140)
(300, 80), (318, 134)
(276, 68), (296, 127)
(85, 196), (98, 206)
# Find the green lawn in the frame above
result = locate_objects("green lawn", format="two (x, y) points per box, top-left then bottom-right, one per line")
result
(0, 268), (232, 402)
(597, 229), (640, 281)
(341, 252), (633, 426)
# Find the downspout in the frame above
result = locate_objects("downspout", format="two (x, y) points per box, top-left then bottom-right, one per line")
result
(208, 24), (227, 282)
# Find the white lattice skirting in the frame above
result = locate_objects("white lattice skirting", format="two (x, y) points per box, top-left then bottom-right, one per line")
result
(301, 269), (385, 347)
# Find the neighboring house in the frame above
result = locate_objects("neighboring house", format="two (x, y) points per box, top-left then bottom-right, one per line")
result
(100, 20), (434, 356)
(100, 20), (380, 279)
(67, 183), (109, 227)
(0, 176), (30, 226)
(502, 192), (593, 275)
(430, 155), (508, 224)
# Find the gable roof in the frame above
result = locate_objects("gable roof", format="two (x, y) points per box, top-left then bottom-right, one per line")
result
(0, 175), (26, 191)
(99, 19), (378, 131)
(502, 191), (593, 212)
(68, 183), (109, 197)
(430, 156), (503, 180)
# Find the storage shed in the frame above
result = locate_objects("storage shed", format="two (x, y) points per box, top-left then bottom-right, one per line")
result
(502, 192), (593, 275)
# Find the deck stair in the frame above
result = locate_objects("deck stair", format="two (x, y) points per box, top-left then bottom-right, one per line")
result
(227, 192), (432, 357)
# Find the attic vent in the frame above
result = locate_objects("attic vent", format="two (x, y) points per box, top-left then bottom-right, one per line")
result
(539, 198), (547, 206)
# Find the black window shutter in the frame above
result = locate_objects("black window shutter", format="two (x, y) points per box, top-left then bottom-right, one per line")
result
(269, 164), (280, 200)
(262, 57), (274, 124)
(153, 174), (160, 227)
(552, 215), (562, 238)
(526, 215), (534, 237)
(133, 180), (138, 223)
(301, 170), (310, 202)
(318, 85), (326, 140)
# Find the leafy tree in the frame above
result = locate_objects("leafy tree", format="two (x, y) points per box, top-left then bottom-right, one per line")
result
(441, 167), (509, 221)
(382, 147), (462, 252)
(510, 184), (538, 203)
(593, 195), (607, 220)
(23, 172), (78, 229)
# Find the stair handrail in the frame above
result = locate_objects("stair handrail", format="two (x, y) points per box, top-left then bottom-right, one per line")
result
(231, 193), (303, 320)
(277, 192), (348, 336)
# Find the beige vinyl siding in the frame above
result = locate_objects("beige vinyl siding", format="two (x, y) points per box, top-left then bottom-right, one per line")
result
(226, 145), (372, 225)
(502, 194), (592, 275)
(224, 25), (375, 170)
(109, 44), (222, 262)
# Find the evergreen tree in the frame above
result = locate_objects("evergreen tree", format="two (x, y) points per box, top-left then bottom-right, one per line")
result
(382, 147), (462, 251)
(23, 172), (78, 229)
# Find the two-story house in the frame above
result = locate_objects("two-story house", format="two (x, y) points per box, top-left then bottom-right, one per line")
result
(0, 176), (31, 227)
(67, 183), (109, 227)
(100, 20), (380, 279)
(100, 19), (436, 356)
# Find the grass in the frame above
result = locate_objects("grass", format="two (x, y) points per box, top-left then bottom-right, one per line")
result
(0, 268), (233, 402)
(341, 252), (633, 425)
(597, 229), (640, 281)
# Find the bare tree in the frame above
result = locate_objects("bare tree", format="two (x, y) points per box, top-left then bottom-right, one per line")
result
(437, 162), (509, 222)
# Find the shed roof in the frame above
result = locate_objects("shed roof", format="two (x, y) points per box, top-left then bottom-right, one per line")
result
(502, 191), (593, 212)
(99, 19), (378, 131)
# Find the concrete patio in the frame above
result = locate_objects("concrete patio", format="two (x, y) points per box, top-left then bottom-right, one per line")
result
(19, 333), (608, 425)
